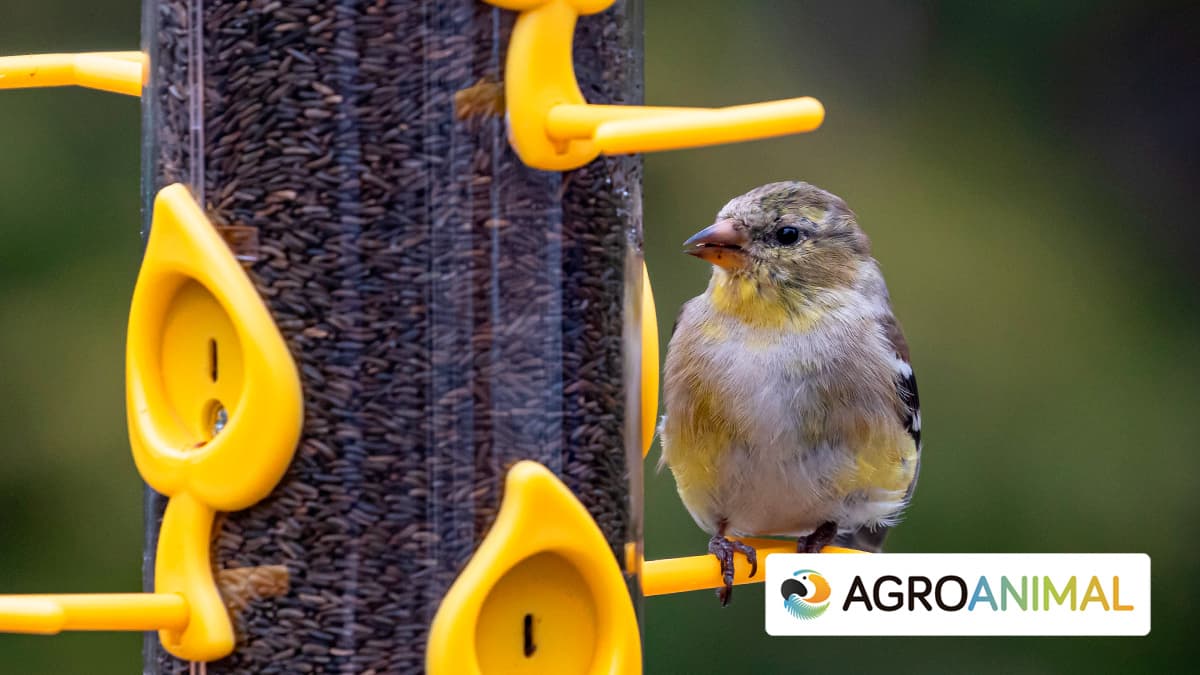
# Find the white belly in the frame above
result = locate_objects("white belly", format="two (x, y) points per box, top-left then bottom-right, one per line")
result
(714, 437), (908, 538)
(717, 439), (843, 537)
(679, 322), (909, 537)
(662, 292), (912, 539)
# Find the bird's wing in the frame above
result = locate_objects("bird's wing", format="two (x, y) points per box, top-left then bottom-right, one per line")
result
(886, 315), (921, 452)
(836, 313), (921, 552)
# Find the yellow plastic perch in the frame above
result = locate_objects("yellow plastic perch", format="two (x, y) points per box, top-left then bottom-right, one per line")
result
(642, 540), (863, 597)
(481, 0), (825, 170)
(0, 185), (303, 662)
(0, 52), (144, 96)
(0, 594), (188, 634)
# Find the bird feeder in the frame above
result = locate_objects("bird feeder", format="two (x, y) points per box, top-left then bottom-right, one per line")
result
(0, 1), (838, 672)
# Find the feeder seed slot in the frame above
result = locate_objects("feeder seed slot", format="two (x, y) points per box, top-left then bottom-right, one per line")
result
(523, 613), (536, 657)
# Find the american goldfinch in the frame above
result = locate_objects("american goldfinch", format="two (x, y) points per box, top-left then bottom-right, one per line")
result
(660, 181), (921, 605)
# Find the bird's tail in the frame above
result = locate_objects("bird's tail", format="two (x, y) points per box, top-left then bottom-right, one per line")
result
(835, 526), (889, 553)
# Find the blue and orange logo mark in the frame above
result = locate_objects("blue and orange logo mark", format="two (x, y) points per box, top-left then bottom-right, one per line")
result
(781, 569), (831, 620)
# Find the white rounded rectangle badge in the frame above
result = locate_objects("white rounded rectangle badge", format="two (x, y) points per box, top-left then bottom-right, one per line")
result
(765, 553), (1150, 636)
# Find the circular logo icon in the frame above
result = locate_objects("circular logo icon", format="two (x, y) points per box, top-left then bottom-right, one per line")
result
(781, 569), (831, 620)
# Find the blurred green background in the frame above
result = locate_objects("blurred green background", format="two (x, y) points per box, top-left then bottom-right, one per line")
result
(1, 1), (1196, 673)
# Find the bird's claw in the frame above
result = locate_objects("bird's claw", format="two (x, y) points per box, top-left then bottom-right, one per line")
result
(708, 534), (758, 606)
(796, 521), (838, 553)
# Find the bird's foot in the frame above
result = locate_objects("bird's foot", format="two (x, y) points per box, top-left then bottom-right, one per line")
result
(796, 521), (838, 553)
(708, 534), (758, 606)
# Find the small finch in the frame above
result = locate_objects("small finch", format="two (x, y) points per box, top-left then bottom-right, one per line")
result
(659, 181), (921, 605)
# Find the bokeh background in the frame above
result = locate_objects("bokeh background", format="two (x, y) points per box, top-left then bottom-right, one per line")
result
(0, 1), (1196, 672)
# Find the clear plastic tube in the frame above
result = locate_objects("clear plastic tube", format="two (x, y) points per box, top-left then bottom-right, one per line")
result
(141, 1), (643, 671)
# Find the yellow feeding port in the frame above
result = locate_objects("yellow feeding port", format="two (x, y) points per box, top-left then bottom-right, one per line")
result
(427, 461), (640, 675)
(482, 0), (824, 170)
(127, 183), (302, 513)
(476, 552), (598, 672)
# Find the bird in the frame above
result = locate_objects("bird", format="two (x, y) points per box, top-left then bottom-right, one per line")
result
(658, 181), (921, 606)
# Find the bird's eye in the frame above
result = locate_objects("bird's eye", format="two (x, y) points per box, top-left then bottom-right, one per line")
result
(775, 226), (802, 245)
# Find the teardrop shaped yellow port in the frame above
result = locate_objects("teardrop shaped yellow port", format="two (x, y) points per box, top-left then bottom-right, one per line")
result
(128, 182), (302, 514)
(427, 461), (640, 675)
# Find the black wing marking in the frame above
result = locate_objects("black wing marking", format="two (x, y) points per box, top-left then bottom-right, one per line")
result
(897, 366), (921, 449)
(881, 313), (920, 450)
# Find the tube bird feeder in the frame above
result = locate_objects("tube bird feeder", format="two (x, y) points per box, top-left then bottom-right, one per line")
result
(142, 1), (645, 672)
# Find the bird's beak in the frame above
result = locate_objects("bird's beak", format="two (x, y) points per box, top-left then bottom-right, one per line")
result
(683, 219), (749, 270)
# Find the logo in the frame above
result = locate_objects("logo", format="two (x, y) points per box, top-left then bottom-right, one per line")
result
(766, 554), (1151, 636)
(780, 569), (831, 620)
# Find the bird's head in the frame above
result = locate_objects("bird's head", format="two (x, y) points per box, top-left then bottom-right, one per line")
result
(684, 181), (870, 297)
